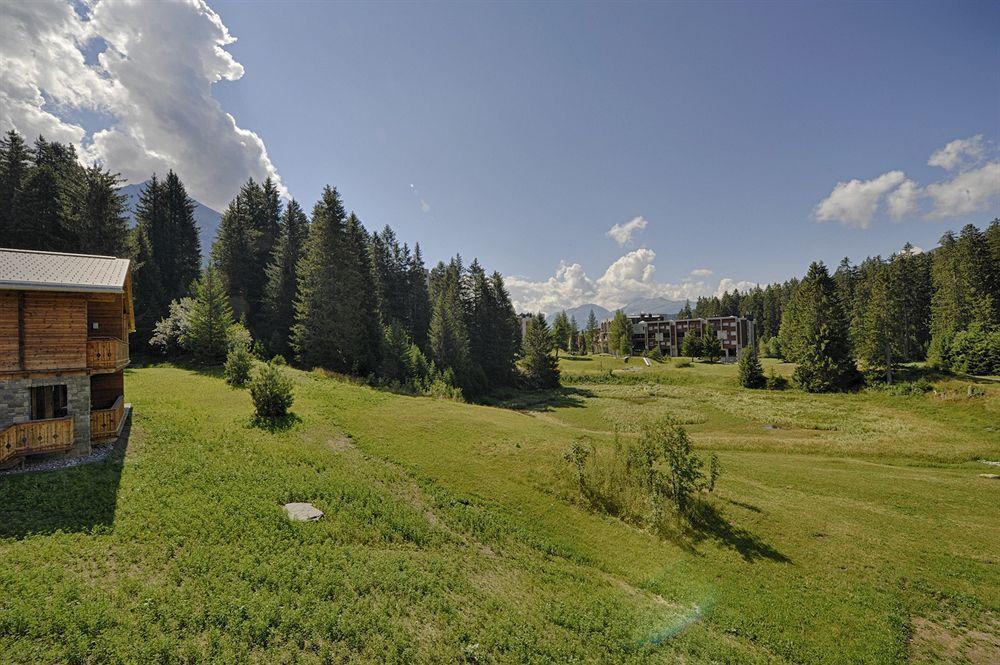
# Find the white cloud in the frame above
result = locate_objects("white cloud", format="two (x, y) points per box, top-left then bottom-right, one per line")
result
(814, 136), (999, 227)
(928, 135), (986, 171)
(814, 170), (907, 229)
(606, 216), (648, 246)
(690, 268), (713, 277)
(924, 161), (1000, 219)
(507, 249), (754, 314)
(714, 278), (757, 297)
(0, 0), (286, 211)
(886, 179), (921, 219)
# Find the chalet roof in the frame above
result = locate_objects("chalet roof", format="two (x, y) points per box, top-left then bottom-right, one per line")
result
(0, 248), (131, 293)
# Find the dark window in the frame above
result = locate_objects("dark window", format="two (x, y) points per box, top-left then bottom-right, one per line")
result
(30, 385), (68, 420)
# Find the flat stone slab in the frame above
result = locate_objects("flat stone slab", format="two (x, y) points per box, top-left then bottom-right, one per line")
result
(283, 502), (324, 521)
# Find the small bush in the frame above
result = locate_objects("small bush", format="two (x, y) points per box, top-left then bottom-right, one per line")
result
(227, 322), (253, 353)
(427, 375), (464, 401)
(224, 345), (253, 387)
(675, 359), (692, 368)
(737, 345), (766, 388)
(649, 347), (664, 363)
(249, 362), (294, 420)
(765, 370), (789, 390)
(270, 354), (287, 366)
(873, 378), (933, 396)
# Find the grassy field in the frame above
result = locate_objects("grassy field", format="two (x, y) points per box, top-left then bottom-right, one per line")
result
(1, 356), (998, 663)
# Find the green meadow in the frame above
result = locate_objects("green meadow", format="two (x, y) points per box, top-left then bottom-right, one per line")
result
(1, 357), (998, 663)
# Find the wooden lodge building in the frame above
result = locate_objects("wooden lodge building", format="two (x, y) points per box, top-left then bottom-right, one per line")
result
(1, 248), (134, 468)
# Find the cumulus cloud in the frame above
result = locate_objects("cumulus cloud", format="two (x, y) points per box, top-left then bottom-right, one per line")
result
(814, 136), (999, 227)
(507, 249), (753, 314)
(928, 135), (986, 171)
(606, 216), (648, 246)
(814, 170), (907, 229)
(0, 0), (285, 211)
(690, 268), (713, 277)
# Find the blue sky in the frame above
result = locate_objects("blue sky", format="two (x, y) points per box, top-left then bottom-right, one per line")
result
(2, 1), (998, 311)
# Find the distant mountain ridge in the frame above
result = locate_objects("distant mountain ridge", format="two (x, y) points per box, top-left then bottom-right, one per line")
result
(543, 297), (686, 324)
(119, 182), (222, 263)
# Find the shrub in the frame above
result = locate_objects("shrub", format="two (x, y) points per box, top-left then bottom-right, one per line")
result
(737, 345), (766, 388)
(681, 333), (703, 359)
(759, 337), (782, 359)
(270, 354), (287, 366)
(249, 362), (294, 420)
(674, 359), (692, 368)
(427, 374), (464, 401)
(224, 345), (253, 387)
(227, 322), (253, 354)
(947, 325), (1000, 376)
(765, 370), (789, 390)
(149, 297), (194, 356)
(649, 347), (664, 363)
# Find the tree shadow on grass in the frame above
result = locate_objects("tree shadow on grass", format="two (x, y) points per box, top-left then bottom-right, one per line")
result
(0, 417), (131, 540)
(483, 386), (595, 412)
(248, 412), (302, 433)
(685, 499), (789, 564)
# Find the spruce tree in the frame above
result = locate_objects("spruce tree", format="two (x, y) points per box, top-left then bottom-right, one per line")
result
(429, 258), (471, 389)
(261, 199), (309, 356)
(783, 262), (858, 392)
(586, 309), (600, 353)
(856, 261), (903, 383)
(551, 310), (571, 357)
(569, 315), (579, 354)
(291, 186), (352, 371)
(522, 313), (560, 388)
(14, 143), (64, 251)
(0, 130), (31, 245)
(608, 310), (632, 357)
(130, 226), (165, 345)
(407, 243), (432, 351)
(162, 171), (201, 300)
(345, 212), (383, 374)
(186, 267), (234, 363)
(737, 343), (765, 388)
(68, 166), (129, 257)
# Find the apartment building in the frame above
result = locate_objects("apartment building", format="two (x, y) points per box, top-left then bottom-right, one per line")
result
(597, 312), (754, 360)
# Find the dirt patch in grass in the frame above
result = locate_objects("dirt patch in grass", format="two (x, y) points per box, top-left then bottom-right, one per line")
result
(908, 615), (1000, 664)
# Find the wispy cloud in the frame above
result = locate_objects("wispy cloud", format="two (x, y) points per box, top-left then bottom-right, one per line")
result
(690, 268), (714, 277)
(606, 215), (648, 246)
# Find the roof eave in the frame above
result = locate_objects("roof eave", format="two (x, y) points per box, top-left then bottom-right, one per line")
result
(0, 281), (125, 294)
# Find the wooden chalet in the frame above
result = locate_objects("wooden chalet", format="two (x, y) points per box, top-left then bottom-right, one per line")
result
(0, 248), (134, 468)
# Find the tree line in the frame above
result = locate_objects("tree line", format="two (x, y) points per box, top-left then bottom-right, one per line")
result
(0, 129), (556, 398)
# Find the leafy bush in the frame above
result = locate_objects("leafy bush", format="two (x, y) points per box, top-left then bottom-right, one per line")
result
(224, 345), (253, 387)
(149, 297), (194, 356)
(249, 362), (294, 419)
(270, 354), (287, 366)
(227, 322), (253, 354)
(565, 421), (719, 528)
(427, 374), (464, 401)
(765, 370), (789, 390)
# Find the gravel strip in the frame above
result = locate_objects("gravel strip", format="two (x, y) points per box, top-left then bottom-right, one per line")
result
(0, 442), (117, 477)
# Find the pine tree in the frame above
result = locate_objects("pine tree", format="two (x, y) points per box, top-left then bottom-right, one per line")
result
(681, 330), (703, 358)
(428, 258), (471, 389)
(0, 130), (32, 245)
(14, 141), (65, 251)
(782, 262), (858, 392)
(856, 260), (903, 383)
(130, 226), (165, 345)
(737, 342), (765, 388)
(261, 199), (309, 356)
(292, 186), (359, 372)
(586, 309), (600, 352)
(162, 171), (201, 300)
(678, 299), (693, 319)
(345, 212), (383, 374)
(522, 313), (560, 388)
(67, 165), (129, 257)
(608, 310), (632, 357)
(407, 243), (432, 351)
(569, 315), (579, 354)
(551, 310), (571, 357)
(186, 267), (234, 363)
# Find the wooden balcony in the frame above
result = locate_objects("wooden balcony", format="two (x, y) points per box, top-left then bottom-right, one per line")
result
(90, 396), (125, 442)
(0, 417), (75, 467)
(87, 337), (129, 373)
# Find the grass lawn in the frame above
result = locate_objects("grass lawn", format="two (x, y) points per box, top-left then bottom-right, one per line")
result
(1, 357), (998, 662)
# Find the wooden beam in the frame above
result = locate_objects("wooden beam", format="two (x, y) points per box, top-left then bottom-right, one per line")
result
(17, 291), (25, 370)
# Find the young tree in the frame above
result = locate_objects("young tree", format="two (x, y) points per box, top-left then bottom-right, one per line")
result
(781, 262), (858, 392)
(608, 310), (632, 357)
(186, 267), (235, 363)
(585, 309), (600, 352)
(569, 315), (580, 354)
(522, 313), (560, 388)
(551, 310), (571, 357)
(702, 333), (723, 363)
(737, 342), (766, 388)
(681, 330), (703, 358)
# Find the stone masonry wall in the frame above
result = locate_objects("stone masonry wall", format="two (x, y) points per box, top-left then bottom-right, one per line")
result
(0, 374), (91, 457)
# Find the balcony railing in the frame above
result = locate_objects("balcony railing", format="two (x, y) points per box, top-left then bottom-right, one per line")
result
(87, 337), (129, 372)
(90, 396), (125, 442)
(0, 417), (75, 467)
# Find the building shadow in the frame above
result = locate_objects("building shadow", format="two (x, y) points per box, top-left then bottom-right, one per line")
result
(0, 414), (131, 540)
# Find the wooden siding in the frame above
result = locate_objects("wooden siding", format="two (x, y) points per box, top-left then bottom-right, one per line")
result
(86, 337), (129, 373)
(86, 294), (126, 339)
(0, 292), (17, 371)
(91, 371), (124, 409)
(23, 293), (87, 370)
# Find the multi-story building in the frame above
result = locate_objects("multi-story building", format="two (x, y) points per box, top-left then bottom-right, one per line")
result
(597, 312), (754, 360)
(1, 248), (134, 468)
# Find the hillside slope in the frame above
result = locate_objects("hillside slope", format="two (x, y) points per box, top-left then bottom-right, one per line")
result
(1, 362), (997, 662)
